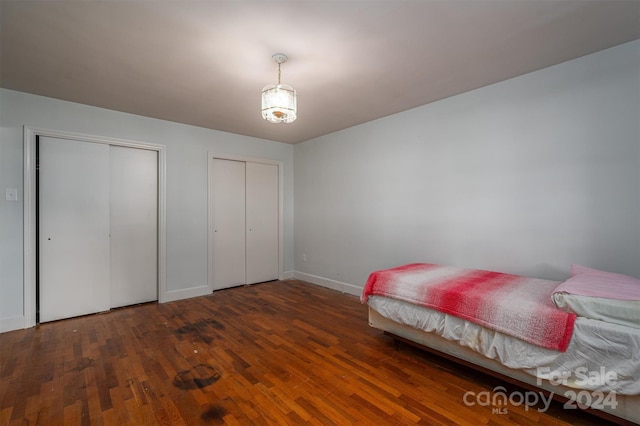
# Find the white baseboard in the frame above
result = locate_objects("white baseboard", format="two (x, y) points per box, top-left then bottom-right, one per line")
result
(292, 271), (362, 297)
(161, 285), (211, 303)
(0, 315), (26, 333)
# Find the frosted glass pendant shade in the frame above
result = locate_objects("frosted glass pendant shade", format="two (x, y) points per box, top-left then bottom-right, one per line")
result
(262, 53), (297, 124)
(261, 83), (297, 123)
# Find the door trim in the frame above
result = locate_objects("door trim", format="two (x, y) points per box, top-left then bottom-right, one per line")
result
(23, 126), (167, 328)
(207, 152), (284, 292)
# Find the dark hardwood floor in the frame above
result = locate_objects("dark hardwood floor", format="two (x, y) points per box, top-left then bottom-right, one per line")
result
(1, 280), (615, 425)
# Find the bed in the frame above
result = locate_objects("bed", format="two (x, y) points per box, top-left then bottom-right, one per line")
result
(361, 263), (640, 424)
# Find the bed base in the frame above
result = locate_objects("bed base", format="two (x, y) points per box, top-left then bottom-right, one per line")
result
(369, 307), (639, 425)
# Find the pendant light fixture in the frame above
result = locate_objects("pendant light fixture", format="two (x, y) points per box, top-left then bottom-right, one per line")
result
(261, 53), (297, 124)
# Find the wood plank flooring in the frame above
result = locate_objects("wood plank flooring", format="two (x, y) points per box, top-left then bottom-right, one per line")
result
(1, 280), (615, 425)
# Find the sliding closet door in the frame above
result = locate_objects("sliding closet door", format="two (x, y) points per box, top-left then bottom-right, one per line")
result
(109, 146), (158, 308)
(245, 162), (278, 284)
(39, 137), (111, 322)
(210, 158), (246, 290)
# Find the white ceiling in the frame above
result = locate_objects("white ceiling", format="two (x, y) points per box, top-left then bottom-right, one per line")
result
(1, 1), (639, 144)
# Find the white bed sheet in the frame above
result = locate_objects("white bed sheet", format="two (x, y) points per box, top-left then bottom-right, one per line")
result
(368, 295), (640, 395)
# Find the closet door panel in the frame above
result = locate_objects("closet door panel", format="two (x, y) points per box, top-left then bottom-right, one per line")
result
(39, 137), (111, 322)
(210, 158), (246, 289)
(110, 146), (158, 308)
(245, 162), (278, 284)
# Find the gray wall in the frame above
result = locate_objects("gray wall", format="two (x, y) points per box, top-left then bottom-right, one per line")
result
(294, 40), (640, 294)
(0, 89), (294, 331)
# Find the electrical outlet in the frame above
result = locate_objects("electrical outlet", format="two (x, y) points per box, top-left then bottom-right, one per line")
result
(302, 253), (307, 262)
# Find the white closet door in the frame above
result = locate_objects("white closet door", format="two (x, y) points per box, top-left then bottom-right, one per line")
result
(39, 137), (111, 322)
(210, 158), (246, 290)
(245, 162), (278, 284)
(109, 146), (158, 308)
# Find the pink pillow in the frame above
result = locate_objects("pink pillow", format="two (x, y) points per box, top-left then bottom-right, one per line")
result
(552, 265), (640, 328)
(554, 264), (640, 300)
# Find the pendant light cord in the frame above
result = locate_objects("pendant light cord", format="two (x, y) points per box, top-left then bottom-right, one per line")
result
(277, 62), (282, 85)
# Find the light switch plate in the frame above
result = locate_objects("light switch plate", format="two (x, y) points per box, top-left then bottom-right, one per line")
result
(6, 188), (18, 201)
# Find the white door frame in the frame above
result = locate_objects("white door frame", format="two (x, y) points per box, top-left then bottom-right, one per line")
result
(207, 152), (284, 292)
(23, 126), (167, 328)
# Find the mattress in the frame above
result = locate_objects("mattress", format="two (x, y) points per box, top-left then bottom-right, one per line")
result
(368, 295), (640, 395)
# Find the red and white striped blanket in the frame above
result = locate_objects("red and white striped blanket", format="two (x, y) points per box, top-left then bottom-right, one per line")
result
(362, 263), (576, 351)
